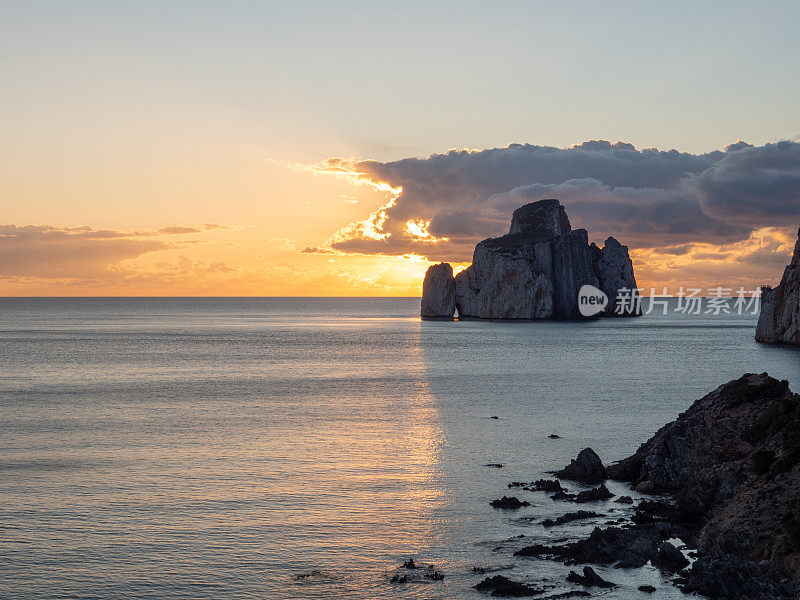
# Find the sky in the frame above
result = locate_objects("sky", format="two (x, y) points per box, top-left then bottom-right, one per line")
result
(2, 1), (800, 296)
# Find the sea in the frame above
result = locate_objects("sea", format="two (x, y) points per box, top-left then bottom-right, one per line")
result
(1, 297), (798, 600)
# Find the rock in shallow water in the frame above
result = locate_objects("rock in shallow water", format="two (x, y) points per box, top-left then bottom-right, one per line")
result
(555, 448), (607, 483)
(490, 496), (531, 510)
(474, 574), (543, 597)
(652, 541), (689, 571)
(565, 566), (616, 588)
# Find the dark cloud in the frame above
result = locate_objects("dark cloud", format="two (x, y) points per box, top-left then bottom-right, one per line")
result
(320, 140), (800, 264)
(694, 141), (800, 226)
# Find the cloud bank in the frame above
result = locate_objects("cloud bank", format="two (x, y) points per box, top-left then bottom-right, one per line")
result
(310, 140), (800, 263)
(0, 224), (224, 278)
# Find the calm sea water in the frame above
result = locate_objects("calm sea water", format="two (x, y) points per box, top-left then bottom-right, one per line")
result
(1, 298), (798, 600)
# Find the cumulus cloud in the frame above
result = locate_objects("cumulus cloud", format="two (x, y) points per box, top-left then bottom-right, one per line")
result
(693, 141), (800, 226)
(306, 140), (800, 265)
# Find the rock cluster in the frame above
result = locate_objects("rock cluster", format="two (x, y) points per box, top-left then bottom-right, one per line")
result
(493, 375), (800, 599)
(420, 199), (640, 319)
(756, 226), (800, 345)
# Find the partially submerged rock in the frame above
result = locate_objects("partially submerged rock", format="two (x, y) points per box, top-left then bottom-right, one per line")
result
(652, 541), (689, 572)
(490, 496), (531, 510)
(555, 448), (607, 483)
(474, 574), (543, 597)
(756, 226), (800, 345)
(565, 566), (616, 588)
(515, 522), (677, 569)
(542, 510), (602, 527)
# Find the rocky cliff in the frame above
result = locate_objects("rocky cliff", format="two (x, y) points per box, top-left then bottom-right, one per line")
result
(608, 373), (800, 599)
(756, 227), (800, 345)
(420, 199), (640, 319)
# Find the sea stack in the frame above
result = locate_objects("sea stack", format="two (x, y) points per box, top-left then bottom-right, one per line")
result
(420, 262), (456, 318)
(420, 199), (640, 320)
(756, 227), (800, 345)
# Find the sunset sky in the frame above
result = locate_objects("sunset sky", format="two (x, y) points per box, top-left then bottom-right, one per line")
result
(3, 1), (800, 296)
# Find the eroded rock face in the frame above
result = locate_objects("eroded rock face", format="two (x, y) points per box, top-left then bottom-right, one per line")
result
(591, 237), (641, 316)
(420, 262), (455, 318)
(756, 228), (800, 345)
(421, 198), (640, 320)
(455, 253), (553, 319)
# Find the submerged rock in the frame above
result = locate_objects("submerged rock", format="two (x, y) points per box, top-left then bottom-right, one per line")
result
(638, 585), (657, 593)
(474, 574), (543, 597)
(421, 198), (641, 320)
(756, 226), (800, 345)
(420, 262), (456, 318)
(555, 448), (607, 483)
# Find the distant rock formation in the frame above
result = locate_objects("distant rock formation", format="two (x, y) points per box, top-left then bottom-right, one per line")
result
(420, 199), (640, 319)
(756, 227), (800, 345)
(591, 237), (640, 317)
(420, 262), (456, 318)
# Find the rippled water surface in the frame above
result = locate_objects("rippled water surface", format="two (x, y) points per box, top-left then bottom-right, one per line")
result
(1, 298), (798, 599)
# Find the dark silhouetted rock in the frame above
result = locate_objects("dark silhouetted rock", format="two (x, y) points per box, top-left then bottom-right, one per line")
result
(531, 479), (564, 492)
(490, 496), (531, 510)
(420, 262), (456, 318)
(614, 495), (634, 504)
(515, 523), (675, 569)
(756, 226), (800, 345)
(474, 575), (543, 597)
(555, 448), (607, 483)
(566, 566), (616, 588)
(638, 584), (656, 593)
(652, 541), (689, 571)
(574, 484), (613, 503)
(543, 510), (601, 527)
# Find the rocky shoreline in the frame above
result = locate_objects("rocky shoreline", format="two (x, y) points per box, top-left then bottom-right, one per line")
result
(475, 373), (800, 599)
